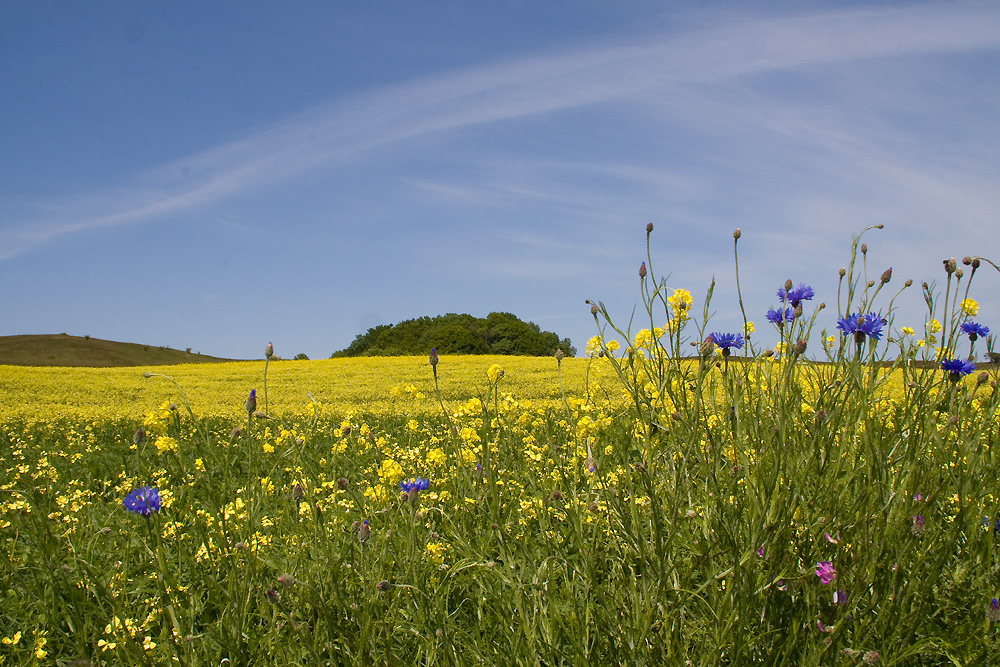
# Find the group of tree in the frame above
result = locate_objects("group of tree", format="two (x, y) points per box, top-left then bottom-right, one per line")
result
(331, 312), (575, 358)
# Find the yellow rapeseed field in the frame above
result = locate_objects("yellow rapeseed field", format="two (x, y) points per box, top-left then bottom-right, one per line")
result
(0, 355), (622, 422)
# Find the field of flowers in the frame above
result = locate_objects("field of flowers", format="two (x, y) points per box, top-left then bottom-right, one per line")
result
(3, 225), (1000, 666)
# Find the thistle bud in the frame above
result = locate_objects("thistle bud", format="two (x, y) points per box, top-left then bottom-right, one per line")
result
(357, 519), (370, 544)
(955, 268), (963, 279)
(265, 342), (274, 359)
(554, 349), (565, 361)
(839, 267), (846, 278)
(860, 243), (867, 255)
(245, 389), (257, 415)
(700, 337), (716, 357)
(646, 222), (654, 234)
(428, 348), (439, 367)
(944, 257), (956, 274)
(880, 267), (892, 284)
(733, 228), (741, 239)
(792, 339), (807, 355)
(639, 262), (647, 279)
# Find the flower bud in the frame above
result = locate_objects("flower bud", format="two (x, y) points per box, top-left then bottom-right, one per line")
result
(428, 348), (439, 367)
(265, 342), (273, 359)
(977, 372), (989, 387)
(880, 267), (892, 284)
(554, 349), (565, 361)
(784, 279), (793, 292)
(134, 428), (146, 445)
(792, 340), (807, 355)
(245, 389), (257, 415)
(639, 262), (647, 279)
(944, 257), (956, 274)
(861, 243), (867, 255)
(292, 483), (304, 503)
(838, 267), (846, 278)
(867, 280), (875, 288)
(336, 477), (349, 490)
(963, 256), (972, 265)
(646, 222), (654, 234)
(972, 258), (980, 269)
(955, 268), (963, 279)
(590, 304), (598, 316)
(817, 302), (826, 311)
(733, 228), (741, 239)
(904, 279), (912, 287)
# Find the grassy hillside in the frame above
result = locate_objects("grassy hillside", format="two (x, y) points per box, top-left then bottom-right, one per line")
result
(0, 334), (239, 367)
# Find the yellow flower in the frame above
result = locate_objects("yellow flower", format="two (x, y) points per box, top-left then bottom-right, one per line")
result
(154, 436), (178, 455)
(424, 541), (448, 566)
(426, 448), (447, 466)
(901, 327), (914, 336)
(486, 364), (504, 383)
(927, 319), (942, 334)
(744, 321), (754, 335)
(960, 298), (979, 316)
(1, 631), (21, 646)
(606, 340), (620, 352)
(667, 288), (693, 320)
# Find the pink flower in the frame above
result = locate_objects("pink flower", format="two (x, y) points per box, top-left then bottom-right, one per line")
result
(815, 561), (837, 585)
(756, 544), (765, 558)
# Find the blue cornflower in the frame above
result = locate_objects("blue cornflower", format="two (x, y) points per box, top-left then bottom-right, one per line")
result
(766, 307), (794, 326)
(123, 486), (161, 517)
(400, 477), (430, 502)
(245, 388), (257, 414)
(709, 332), (744, 357)
(858, 313), (884, 341)
(941, 357), (976, 380)
(837, 312), (884, 343)
(961, 321), (990, 342)
(777, 283), (815, 307)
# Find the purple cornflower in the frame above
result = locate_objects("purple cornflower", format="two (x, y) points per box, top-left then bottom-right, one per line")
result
(777, 283), (815, 307)
(815, 561), (837, 585)
(766, 307), (794, 326)
(961, 321), (990, 342)
(400, 477), (430, 502)
(989, 598), (1000, 623)
(709, 332), (744, 357)
(941, 357), (976, 381)
(123, 486), (161, 518)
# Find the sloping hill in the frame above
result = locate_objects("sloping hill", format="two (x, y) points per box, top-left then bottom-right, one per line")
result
(0, 334), (239, 367)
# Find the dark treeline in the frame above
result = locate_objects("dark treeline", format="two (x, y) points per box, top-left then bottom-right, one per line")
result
(332, 312), (575, 358)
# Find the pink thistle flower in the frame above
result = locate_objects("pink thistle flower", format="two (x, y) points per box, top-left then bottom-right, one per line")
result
(815, 561), (837, 585)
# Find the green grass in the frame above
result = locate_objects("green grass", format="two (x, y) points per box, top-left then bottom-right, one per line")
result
(0, 334), (238, 368)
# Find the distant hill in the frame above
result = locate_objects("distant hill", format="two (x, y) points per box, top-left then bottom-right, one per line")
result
(0, 334), (239, 367)
(332, 312), (576, 357)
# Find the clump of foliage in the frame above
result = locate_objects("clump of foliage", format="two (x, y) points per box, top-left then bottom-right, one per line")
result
(332, 311), (575, 357)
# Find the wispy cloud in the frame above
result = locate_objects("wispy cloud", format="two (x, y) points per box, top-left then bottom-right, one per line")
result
(2, 2), (998, 261)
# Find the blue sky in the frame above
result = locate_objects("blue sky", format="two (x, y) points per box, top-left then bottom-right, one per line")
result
(2, 1), (999, 360)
